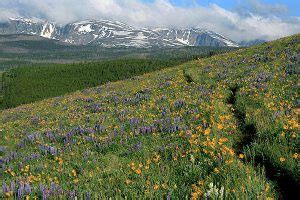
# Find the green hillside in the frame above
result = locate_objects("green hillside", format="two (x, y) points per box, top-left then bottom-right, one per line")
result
(0, 35), (299, 199)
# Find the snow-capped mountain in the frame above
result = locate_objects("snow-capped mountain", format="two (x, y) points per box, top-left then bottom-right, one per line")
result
(0, 17), (239, 47)
(154, 28), (238, 47)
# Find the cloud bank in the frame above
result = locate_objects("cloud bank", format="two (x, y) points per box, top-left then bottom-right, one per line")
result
(0, 0), (299, 42)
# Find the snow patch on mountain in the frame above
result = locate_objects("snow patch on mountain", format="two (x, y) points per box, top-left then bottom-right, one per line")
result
(78, 24), (94, 34)
(41, 23), (55, 38)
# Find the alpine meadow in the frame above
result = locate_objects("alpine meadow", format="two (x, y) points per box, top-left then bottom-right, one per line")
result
(0, 0), (299, 199)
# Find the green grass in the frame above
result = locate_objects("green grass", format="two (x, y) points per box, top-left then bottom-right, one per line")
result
(0, 34), (299, 199)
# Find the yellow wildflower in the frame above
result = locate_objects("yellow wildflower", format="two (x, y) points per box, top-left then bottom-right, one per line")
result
(153, 184), (159, 190)
(214, 168), (219, 173)
(217, 124), (223, 130)
(279, 157), (286, 162)
(292, 153), (298, 159)
(135, 168), (142, 175)
(204, 128), (211, 135)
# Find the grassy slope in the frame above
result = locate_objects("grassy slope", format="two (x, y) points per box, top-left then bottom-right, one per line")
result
(0, 35), (299, 199)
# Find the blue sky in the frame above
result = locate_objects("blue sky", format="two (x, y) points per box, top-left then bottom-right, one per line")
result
(0, 0), (299, 41)
(143, 0), (300, 16)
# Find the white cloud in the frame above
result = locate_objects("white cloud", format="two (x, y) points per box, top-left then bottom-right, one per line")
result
(0, 8), (20, 21)
(0, 0), (299, 42)
(237, 0), (289, 16)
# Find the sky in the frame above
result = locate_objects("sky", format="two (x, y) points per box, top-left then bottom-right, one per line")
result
(0, 0), (299, 42)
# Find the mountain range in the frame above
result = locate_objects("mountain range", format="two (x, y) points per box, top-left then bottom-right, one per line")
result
(0, 17), (240, 48)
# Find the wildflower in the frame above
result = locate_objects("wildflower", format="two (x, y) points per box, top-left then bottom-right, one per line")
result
(153, 184), (159, 190)
(72, 169), (77, 177)
(73, 179), (79, 184)
(239, 154), (245, 159)
(198, 180), (204, 186)
(279, 157), (286, 162)
(204, 128), (211, 135)
(217, 124), (223, 130)
(25, 183), (31, 194)
(292, 153), (298, 159)
(135, 168), (142, 175)
(153, 154), (160, 163)
(146, 159), (151, 165)
(214, 168), (219, 173)
(265, 184), (270, 192)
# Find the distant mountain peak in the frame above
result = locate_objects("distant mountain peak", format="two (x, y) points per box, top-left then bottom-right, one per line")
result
(0, 17), (239, 48)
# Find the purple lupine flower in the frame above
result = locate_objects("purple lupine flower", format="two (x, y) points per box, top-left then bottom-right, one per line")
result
(39, 145), (58, 156)
(50, 182), (57, 194)
(174, 99), (185, 108)
(69, 190), (77, 199)
(63, 131), (75, 144)
(161, 81), (171, 88)
(173, 116), (183, 123)
(48, 146), (58, 156)
(86, 128), (95, 134)
(168, 124), (181, 133)
(17, 183), (24, 199)
(31, 117), (39, 126)
(134, 141), (142, 151)
(45, 131), (57, 142)
(26, 134), (37, 142)
(10, 181), (16, 192)
(2, 182), (9, 194)
(129, 118), (140, 125)
(85, 98), (94, 103)
(202, 122), (208, 130)
(40, 184), (48, 200)
(25, 183), (31, 194)
(94, 124), (105, 133)
(85, 103), (103, 113)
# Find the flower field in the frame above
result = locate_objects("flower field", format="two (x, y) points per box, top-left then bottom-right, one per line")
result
(0, 34), (299, 199)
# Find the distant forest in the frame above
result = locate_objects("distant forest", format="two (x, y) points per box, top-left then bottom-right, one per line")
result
(0, 38), (236, 109)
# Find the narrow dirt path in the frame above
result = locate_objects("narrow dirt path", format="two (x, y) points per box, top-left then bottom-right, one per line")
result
(227, 86), (299, 200)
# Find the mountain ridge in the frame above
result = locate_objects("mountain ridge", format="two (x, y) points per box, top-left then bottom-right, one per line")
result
(0, 17), (239, 48)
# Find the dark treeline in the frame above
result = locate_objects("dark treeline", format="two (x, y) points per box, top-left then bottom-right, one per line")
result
(1, 59), (179, 109)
